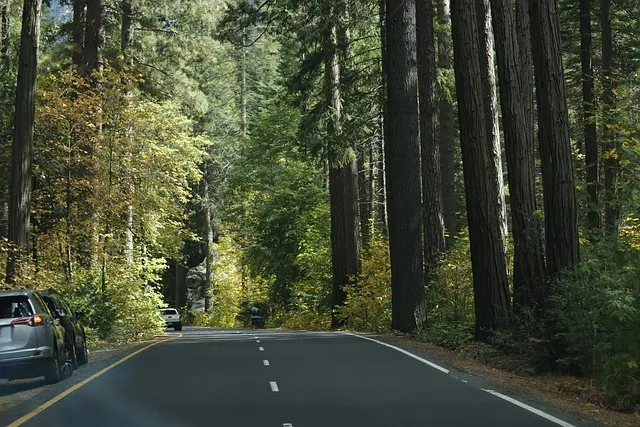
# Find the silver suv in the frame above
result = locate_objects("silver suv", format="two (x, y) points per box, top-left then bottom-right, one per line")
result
(0, 289), (71, 383)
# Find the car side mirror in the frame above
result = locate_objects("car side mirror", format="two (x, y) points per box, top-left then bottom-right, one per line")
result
(54, 308), (67, 318)
(75, 310), (83, 319)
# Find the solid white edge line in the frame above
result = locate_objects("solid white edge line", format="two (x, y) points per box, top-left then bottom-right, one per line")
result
(263, 359), (270, 366)
(348, 333), (576, 426)
(482, 389), (576, 427)
(347, 333), (449, 374)
(270, 381), (279, 392)
(259, 346), (264, 351)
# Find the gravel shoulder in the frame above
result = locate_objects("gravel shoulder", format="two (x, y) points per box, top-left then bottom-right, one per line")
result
(367, 333), (640, 427)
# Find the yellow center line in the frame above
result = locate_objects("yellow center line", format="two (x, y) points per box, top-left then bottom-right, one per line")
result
(7, 333), (182, 427)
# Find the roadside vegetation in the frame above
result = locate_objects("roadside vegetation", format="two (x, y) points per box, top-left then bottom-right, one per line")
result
(0, 0), (638, 415)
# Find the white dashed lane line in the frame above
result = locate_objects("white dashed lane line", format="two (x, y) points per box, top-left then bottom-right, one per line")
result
(270, 381), (279, 392)
(259, 346), (264, 351)
(263, 360), (270, 366)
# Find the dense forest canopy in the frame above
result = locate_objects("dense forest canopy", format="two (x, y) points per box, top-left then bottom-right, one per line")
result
(0, 0), (639, 410)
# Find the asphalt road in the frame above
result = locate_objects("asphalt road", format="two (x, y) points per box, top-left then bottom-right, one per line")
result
(2, 327), (594, 427)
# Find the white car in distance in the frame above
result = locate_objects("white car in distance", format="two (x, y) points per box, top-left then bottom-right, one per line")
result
(160, 308), (182, 331)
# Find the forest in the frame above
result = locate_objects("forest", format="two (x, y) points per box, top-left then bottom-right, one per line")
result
(0, 0), (638, 412)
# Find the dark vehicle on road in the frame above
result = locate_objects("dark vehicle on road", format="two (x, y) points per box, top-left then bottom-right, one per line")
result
(0, 289), (71, 384)
(41, 290), (89, 369)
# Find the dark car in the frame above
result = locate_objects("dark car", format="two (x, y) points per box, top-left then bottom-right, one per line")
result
(40, 290), (88, 369)
(0, 289), (71, 383)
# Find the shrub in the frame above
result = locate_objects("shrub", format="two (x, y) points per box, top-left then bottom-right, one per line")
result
(420, 233), (475, 349)
(337, 235), (392, 333)
(548, 238), (640, 410)
(64, 260), (165, 344)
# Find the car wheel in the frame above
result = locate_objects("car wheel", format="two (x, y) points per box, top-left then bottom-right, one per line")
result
(174, 322), (182, 331)
(44, 346), (62, 384)
(68, 342), (78, 371)
(77, 335), (89, 366)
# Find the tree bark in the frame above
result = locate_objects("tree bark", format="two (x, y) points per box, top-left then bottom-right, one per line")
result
(240, 28), (247, 137)
(437, 0), (457, 248)
(5, 0), (42, 284)
(529, 0), (580, 276)
(374, 112), (388, 236)
(489, 0), (546, 308)
(477, 0), (507, 245)
(451, 0), (510, 341)
(375, 0), (388, 237)
(84, 0), (104, 73)
(358, 147), (372, 248)
(1, 0), (10, 68)
(72, 0), (85, 67)
(580, 0), (599, 230)
(326, 10), (360, 328)
(515, 0), (534, 167)
(122, 0), (134, 263)
(385, 0), (426, 333)
(204, 163), (213, 314)
(417, 0), (446, 274)
(601, 0), (617, 234)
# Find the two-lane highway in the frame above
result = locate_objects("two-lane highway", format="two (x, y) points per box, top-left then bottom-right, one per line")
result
(3, 328), (593, 426)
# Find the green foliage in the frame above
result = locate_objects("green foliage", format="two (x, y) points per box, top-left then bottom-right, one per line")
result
(420, 233), (475, 349)
(208, 235), (244, 328)
(337, 235), (392, 333)
(293, 203), (332, 315)
(59, 260), (166, 344)
(548, 239), (640, 409)
(225, 100), (326, 309)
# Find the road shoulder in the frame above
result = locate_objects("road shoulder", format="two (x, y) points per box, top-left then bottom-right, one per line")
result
(363, 333), (637, 427)
(0, 335), (172, 426)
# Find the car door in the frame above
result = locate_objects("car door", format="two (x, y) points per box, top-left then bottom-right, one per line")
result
(57, 296), (84, 349)
(31, 293), (64, 357)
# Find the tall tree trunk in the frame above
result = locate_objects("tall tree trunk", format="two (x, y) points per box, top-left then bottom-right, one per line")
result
(489, 0), (546, 308)
(375, 0), (388, 237)
(385, 0), (426, 333)
(326, 10), (360, 328)
(122, 0), (134, 263)
(121, 0), (133, 56)
(1, 0), (10, 67)
(81, 0), (104, 268)
(601, 0), (617, 234)
(240, 28), (247, 137)
(515, 0), (534, 168)
(580, 0), (599, 230)
(451, 0), (510, 341)
(417, 0), (446, 274)
(72, 0), (85, 67)
(65, 129), (73, 279)
(374, 113), (388, 235)
(529, 0), (580, 276)
(204, 164), (213, 314)
(437, 0), (457, 247)
(478, 0), (508, 244)
(358, 148), (372, 248)
(84, 0), (104, 73)
(5, 0), (42, 284)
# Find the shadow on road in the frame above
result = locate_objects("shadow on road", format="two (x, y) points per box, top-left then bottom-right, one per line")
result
(0, 378), (46, 396)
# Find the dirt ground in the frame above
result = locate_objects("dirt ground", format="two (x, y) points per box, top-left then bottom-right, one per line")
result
(373, 333), (640, 427)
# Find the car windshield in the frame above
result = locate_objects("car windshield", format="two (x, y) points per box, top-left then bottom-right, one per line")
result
(161, 309), (177, 315)
(0, 296), (33, 319)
